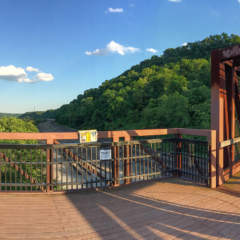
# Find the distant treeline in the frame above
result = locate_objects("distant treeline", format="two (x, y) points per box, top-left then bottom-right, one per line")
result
(24, 33), (240, 130)
(0, 113), (21, 118)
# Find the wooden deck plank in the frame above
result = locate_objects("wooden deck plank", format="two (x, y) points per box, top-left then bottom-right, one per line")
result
(0, 179), (239, 239)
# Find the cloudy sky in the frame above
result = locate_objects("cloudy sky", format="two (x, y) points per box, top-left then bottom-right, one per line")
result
(1, 0), (240, 113)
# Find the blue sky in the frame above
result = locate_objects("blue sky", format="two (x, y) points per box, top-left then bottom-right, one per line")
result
(1, 0), (240, 113)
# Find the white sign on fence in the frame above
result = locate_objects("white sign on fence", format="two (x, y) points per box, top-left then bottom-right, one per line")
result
(100, 149), (112, 160)
(78, 130), (97, 143)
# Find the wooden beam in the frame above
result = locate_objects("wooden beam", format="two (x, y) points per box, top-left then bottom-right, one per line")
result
(219, 136), (240, 148)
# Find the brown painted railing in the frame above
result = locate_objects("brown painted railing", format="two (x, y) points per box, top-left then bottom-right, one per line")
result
(0, 128), (217, 191)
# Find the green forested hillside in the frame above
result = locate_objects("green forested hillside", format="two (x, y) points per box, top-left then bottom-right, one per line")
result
(51, 33), (240, 130)
(0, 117), (38, 132)
(0, 117), (38, 143)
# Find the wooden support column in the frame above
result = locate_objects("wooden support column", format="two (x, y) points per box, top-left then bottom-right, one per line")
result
(124, 136), (131, 184)
(112, 137), (119, 186)
(46, 138), (54, 192)
(208, 130), (217, 188)
(211, 51), (224, 186)
(226, 63), (235, 176)
(176, 134), (182, 177)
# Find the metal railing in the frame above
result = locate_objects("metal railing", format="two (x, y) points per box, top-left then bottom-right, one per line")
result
(0, 137), (210, 192)
(0, 144), (48, 191)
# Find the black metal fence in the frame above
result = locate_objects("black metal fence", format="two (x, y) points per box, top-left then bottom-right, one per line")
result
(0, 138), (210, 192)
(0, 144), (48, 191)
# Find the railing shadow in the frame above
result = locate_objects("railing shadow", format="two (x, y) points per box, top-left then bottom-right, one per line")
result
(64, 179), (240, 239)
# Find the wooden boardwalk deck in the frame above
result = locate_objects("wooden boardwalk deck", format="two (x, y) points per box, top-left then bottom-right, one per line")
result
(0, 178), (240, 240)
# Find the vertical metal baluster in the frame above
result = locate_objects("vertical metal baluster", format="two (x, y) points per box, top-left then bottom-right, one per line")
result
(90, 146), (93, 188)
(119, 144), (121, 185)
(198, 143), (200, 183)
(164, 140), (166, 177)
(9, 149), (12, 191)
(153, 142), (156, 178)
(190, 142), (192, 181)
(150, 143), (153, 178)
(84, 147), (87, 189)
(4, 150), (7, 191)
(130, 143), (133, 182)
(76, 147), (78, 190)
(61, 148), (63, 191)
(54, 148), (56, 191)
(14, 149), (17, 191)
(104, 144), (108, 187)
(70, 148), (72, 191)
(66, 147), (69, 191)
(19, 149), (22, 191)
(202, 143), (204, 183)
(134, 144), (137, 182)
(40, 149), (43, 191)
(139, 143), (141, 180)
(100, 146), (102, 188)
(80, 147), (84, 189)
(0, 150), (2, 191)
(30, 149), (33, 191)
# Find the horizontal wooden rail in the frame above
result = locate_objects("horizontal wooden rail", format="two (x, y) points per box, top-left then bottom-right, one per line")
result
(175, 128), (212, 138)
(0, 128), (212, 143)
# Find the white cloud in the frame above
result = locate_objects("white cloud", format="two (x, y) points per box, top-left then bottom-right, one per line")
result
(26, 66), (39, 72)
(182, 42), (188, 46)
(168, 0), (182, 2)
(0, 65), (54, 83)
(108, 8), (124, 13)
(85, 49), (106, 56)
(35, 72), (54, 82)
(146, 48), (158, 54)
(85, 41), (139, 56)
(0, 65), (27, 82)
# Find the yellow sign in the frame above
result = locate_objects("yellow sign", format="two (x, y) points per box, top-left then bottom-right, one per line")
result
(78, 130), (97, 143)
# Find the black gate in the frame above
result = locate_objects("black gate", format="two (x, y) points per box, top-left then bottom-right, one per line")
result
(51, 143), (113, 191)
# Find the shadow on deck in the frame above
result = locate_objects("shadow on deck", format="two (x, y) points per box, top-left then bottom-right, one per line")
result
(0, 178), (240, 239)
(217, 171), (240, 198)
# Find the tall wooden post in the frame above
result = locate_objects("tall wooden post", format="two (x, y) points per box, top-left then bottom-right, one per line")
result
(211, 51), (224, 186)
(209, 130), (217, 188)
(124, 136), (131, 184)
(176, 134), (182, 176)
(46, 138), (54, 192)
(112, 137), (119, 186)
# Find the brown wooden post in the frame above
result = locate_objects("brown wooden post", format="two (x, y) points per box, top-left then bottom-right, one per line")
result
(46, 138), (54, 192)
(112, 137), (120, 186)
(176, 134), (182, 176)
(226, 63), (235, 176)
(230, 68), (238, 173)
(211, 51), (224, 186)
(208, 130), (217, 188)
(124, 136), (131, 184)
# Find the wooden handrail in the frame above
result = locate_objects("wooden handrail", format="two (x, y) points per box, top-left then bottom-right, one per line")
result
(0, 128), (212, 143)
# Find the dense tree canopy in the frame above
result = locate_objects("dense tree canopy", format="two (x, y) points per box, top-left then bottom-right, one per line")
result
(33, 33), (240, 130)
(0, 117), (38, 132)
(0, 117), (38, 143)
